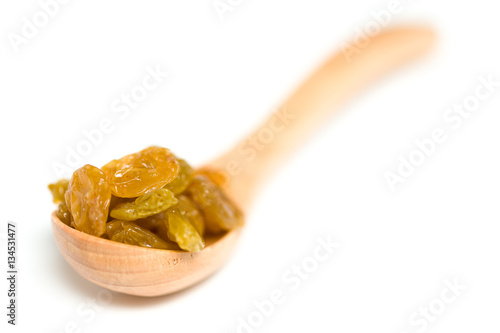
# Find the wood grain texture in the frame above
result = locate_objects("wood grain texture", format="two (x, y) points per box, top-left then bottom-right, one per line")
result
(52, 27), (435, 297)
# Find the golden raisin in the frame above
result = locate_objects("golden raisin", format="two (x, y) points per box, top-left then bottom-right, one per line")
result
(106, 220), (178, 250)
(170, 195), (205, 236)
(166, 209), (204, 253)
(187, 174), (243, 234)
(164, 159), (193, 194)
(48, 179), (69, 204)
(135, 212), (170, 241)
(56, 202), (72, 226)
(102, 146), (180, 198)
(110, 188), (177, 221)
(65, 164), (111, 237)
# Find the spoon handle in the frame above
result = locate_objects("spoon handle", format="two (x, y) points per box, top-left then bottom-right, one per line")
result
(208, 27), (435, 209)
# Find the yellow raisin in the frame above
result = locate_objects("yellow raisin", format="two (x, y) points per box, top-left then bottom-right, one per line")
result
(187, 174), (243, 234)
(65, 164), (111, 237)
(48, 179), (69, 204)
(106, 220), (178, 250)
(110, 188), (177, 221)
(136, 213), (169, 240)
(102, 146), (179, 198)
(164, 159), (193, 195)
(56, 202), (72, 226)
(135, 213), (181, 249)
(166, 209), (204, 253)
(170, 195), (205, 236)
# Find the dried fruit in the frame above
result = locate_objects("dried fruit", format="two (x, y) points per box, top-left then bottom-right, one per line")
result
(171, 195), (205, 236)
(166, 209), (204, 253)
(65, 164), (111, 237)
(135, 212), (171, 242)
(56, 202), (72, 226)
(110, 188), (177, 221)
(164, 159), (193, 194)
(187, 174), (243, 234)
(106, 220), (178, 250)
(49, 146), (244, 252)
(48, 179), (69, 204)
(102, 146), (179, 198)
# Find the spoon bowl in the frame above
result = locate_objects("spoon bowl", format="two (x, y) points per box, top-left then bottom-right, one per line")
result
(52, 27), (435, 296)
(52, 211), (242, 296)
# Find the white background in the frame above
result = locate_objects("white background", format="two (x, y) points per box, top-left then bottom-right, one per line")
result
(1, 0), (499, 332)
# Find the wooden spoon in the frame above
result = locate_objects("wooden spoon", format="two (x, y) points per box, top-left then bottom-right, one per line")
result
(52, 27), (435, 297)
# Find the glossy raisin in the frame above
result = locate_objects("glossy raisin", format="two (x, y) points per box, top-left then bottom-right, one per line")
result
(102, 146), (180, 198)
(106, 220), (178, 250)
(166, 209), (204, 253)
(48, 179), (69, 204)
(187, 174), (243, 234)
(56, 202), (72, 226)
(65, 164), (111, 237)
(170, 195), (205, 236)
(135, 212), (170, 241)
(164, 159), (193, 195)
(110, 188), (177, 221)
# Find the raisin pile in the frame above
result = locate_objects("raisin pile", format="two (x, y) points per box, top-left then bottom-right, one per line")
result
(49, 146), (243, 253)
